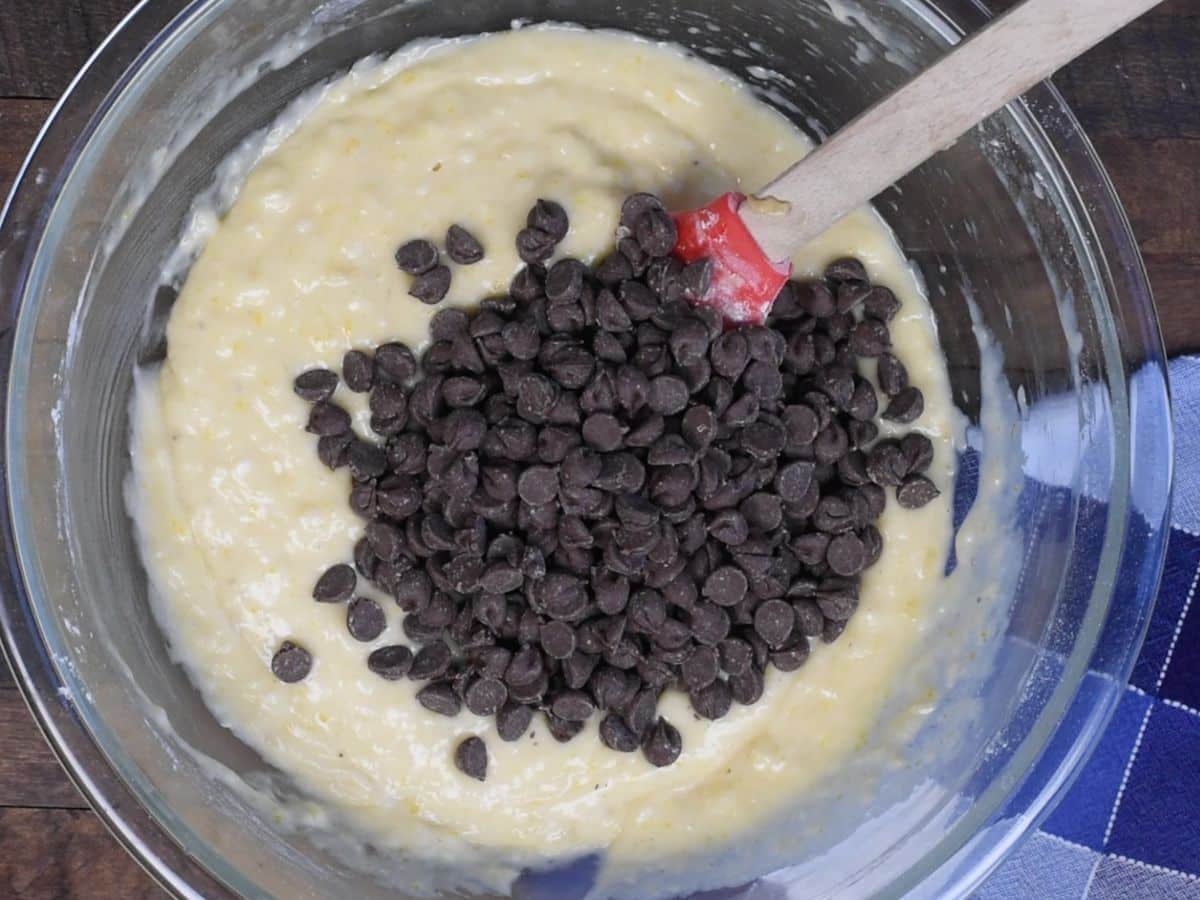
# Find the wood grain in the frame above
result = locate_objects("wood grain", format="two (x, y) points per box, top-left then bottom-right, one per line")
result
(0, 1), (92, 98)
(0, 689), (85, 809)
(0, 807), (163, 898)
(0, 98), (53, 198)
(0, 0), (1195, 895)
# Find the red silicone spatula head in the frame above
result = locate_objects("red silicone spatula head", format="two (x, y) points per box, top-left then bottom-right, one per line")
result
(672, 192), (792, 325)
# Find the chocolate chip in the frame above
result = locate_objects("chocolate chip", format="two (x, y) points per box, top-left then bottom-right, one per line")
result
(729, 667), (764, 705)
(775, 461), (814, 502)
(517, 465), (559, 505)
(718, 637), (753, 676)
(551, 690), (596, 722)
(825, 257), (868, 284)
(634, 208), (677, 257)
(596, 713), (638, 752)
(375, 342), (418, 384)
(691, 678), (732, 720)
(901, 433), (934, 473)
(826, 532), (867, 576)
(505, 645), (544, 689)
(496, 701), (534, 741)
(876, 352), (908, 396)
(348, 440), (388, 481)
(539, 620), (576, 660)
(897, 474), (940, 508)
(452, 735), (488, 781)
(703, 566), (748, 607)
(516, 227), (556, 264)
(410, 641), (452, 681)
(317, 433), (353, 469)
(754, 598), (794, 648)
(409, 264), (451, 304)
(445, 224), (484, 264)
(864, 285), (901, 321)
(545, 712), (584, 742)
(313, 564), (356, 603)
(689, 603), (731, 646)
(294, 368), (338, 402)
(306, 402), (350, 436)
(795, 280), (836, 317)
(647, 375), (689, 415)
(465, 677), (508, 716)
(883, 386), (924, 423)
(528, 199), (569, 241)
(678, 258), (713, 301)
(619, 193), (664, 230)
(367, 644), (413, 680)
(867, 441), (909, 487)
(395, 239), (439, 275)
(849, 318), (890, 358)
(271, 641), (312, 683)
(642, 717), (682, 767)
(710, 331), (750, 380)
(679, 644), (718, 690)
(771, 635), (811, 671)
(417, 681), (461, 716)
(347, 597), (386, 641)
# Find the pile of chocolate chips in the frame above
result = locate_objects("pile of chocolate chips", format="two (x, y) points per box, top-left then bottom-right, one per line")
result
(279, 193), (938, 781)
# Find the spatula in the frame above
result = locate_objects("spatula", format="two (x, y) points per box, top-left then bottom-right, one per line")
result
(672, 0), (1163, 323)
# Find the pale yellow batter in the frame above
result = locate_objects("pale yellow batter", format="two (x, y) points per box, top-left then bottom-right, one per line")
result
(131, 26), (958, 878)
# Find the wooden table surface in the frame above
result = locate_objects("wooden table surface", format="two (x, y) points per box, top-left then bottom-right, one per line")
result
(1, 0), (1197, 896)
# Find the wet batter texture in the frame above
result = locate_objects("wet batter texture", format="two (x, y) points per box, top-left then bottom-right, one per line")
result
(131, 27), (957, 876)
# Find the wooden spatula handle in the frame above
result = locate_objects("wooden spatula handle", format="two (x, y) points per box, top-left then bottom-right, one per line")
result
(740, 0), (1163, 260)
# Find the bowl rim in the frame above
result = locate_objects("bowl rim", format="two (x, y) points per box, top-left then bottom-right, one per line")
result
(0, 0), (1172, 898)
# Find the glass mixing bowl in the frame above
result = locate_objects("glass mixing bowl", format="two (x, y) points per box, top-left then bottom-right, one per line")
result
(0, 0), (1172, 897)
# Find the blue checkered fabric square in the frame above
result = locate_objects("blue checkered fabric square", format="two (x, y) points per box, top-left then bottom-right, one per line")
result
(976, 358), (1200, 899)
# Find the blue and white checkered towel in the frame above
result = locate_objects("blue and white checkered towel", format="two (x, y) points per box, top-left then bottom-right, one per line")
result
(977, 357), (1200, 900)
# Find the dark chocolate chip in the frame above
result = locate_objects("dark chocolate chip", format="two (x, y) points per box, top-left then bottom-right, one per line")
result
(313, 564), (356, 603)
(754, 598), (795, 648)
(516, 227), (556, 264)
(306, 401), (351, 436)
(691, 678), (732, 720)
(375, 342), (418, 384)
(497, 701), (534, 741)
(368, 644), (413, 680)
(410, 641), (452, 680)
(825, 257), (868, 284)
(897, 474), (941, 509)
(826, 532), (867, 576)
(417, 681), (461, 716)
(271, 641), (312, 683)
(729, 667), (764, 705)
(446, 224), (484, 264)
(454, 735), (488, 780)
(703, 566), (748, 607)
(539, 620), (577, 660)
(901, 433), (934, 473)
(689, 603), (731, 646)
(642, 717), (682, 767)
(465, 677), (508, 716)
(864, 285), (901, 321)
(395, 239), (439, 275)
(409, 264), (452, 304)
(294, 368), (338, 402)
(528, 199), (569, 241)
(647, 375), (689, 415)
(883, 386), (924, 423)
(347, 597), (386, 642)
